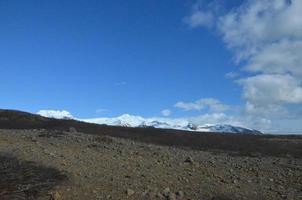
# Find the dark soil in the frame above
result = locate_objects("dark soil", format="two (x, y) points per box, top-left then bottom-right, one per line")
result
(0, 109), (301, 200)
(1, 109), (302, 158)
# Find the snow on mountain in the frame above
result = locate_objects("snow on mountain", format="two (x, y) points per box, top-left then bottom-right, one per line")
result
(82, 114), (187, 129)
(36, 110), (261, 134)
(84, 114), (146, 127)
(194, 124), (262, 134)
(82, 114), (262, 134)
(37, 110), (74, 119)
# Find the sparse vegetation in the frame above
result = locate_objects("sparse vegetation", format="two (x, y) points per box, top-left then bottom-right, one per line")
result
(1, 109), (301, 158)
(0, 109), (301, 199)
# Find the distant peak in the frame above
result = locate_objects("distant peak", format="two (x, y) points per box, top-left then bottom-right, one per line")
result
(83, 115), (262, 135)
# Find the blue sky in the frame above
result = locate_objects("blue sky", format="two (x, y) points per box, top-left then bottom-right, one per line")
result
(1, 0), (302, 133)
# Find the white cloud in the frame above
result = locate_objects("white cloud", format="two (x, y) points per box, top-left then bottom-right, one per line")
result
(189, 113), (241, 126)
(184, 10), (214, 28)
(175, 101), (204, 111)
(175, 98), (229, 112)
(218, 0), (302, 62)
(244, 39), (302, 77)
(183, 0), (302, 133)
(242, 101), (289, 119)
(238, 74), (302, 105)
(218, 0), (302, 122)
(37, 110), (74, 119)
(161, 109), (171, 117)
(225, 72), (239, 79)
(184, 1), (215, 28)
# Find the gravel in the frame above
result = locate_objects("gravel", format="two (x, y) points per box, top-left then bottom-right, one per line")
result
(0, 129), (301, 200)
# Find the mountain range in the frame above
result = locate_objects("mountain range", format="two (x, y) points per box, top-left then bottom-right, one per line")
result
(34, 112), (262, 134)
(81, 114), (262, 134)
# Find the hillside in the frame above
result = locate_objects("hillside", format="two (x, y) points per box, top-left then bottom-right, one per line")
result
(0, 109), (301, 158)
(0, 109), (302, 200)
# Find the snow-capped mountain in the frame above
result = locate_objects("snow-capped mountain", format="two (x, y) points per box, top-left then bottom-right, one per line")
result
(193, 124), (262, 134)
(82, 114), (262, 134)
(37, 111), (261, 134)
(84, 114), (146, 127)
(37, 110), (74, 120)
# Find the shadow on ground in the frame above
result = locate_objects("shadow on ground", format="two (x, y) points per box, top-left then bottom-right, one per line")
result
(0, 153), (67, 200)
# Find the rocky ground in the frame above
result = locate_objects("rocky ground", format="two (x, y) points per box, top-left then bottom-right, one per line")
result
(0, 128), (302, 200)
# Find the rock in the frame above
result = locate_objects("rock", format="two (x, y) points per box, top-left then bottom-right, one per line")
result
(162, 187), (171, 197)
(126, 189), (135, 196)
(49, 141), (56, 146)
(168, 193), (177, 200)
(184, 157), (194, 164)
(87, 143), (101, 148)
(146, 192), (157, 198)
(142, 191), (148, 196)
(183, 178), (189, 183)
(176, 191), (184, 198)
(49, 152), (56, 157)
(31, 137), (38, 142)
(61, 160), (67, 166)
(124, 175), (131, 179)
(50, 191), (61, 200)
(69, 127), (77, 133)
(280, 194), (287, 199)
(156, 193), (165, 199)
(209, 160), (215, 165)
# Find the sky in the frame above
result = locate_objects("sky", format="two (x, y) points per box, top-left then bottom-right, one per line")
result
(1, 0), (302, 134)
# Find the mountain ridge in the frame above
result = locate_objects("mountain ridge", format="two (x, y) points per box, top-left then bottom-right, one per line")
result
(0, 109), (261, 135)
(81, 114), (262, 134)
(37, 112), (263, 135)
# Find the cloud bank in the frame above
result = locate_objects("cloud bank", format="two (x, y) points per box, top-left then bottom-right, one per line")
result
(175, 98), (229, 112)
(218, 0), (302, 118)
(184, 0), (302, 133)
